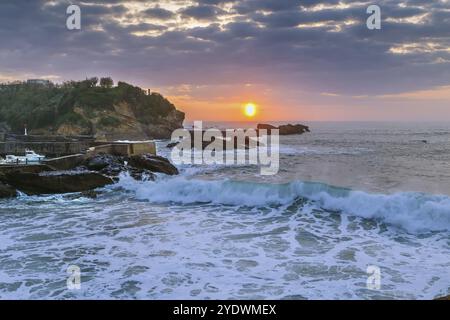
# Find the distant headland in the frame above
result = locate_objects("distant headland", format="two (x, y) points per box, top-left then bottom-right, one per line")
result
(0, 78), (185, 140)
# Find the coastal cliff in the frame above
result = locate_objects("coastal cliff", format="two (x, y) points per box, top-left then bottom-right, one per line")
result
(0, 78), (185, 140)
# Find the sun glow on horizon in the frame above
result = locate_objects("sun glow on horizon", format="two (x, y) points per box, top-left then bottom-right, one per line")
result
(244, 103), (257, 118)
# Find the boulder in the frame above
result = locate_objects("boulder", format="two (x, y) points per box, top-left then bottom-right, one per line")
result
(128, 154), (179, 176)
(257, 123), (277, 131)
(257, 123), (310, 135)
(99, 163), (126, 177)
(127, 168), (156, 181)
(278, 124), (310, 135)
(1, 170), (114, 195)
(85, 154), (124, 171)
(0, 182), (17, 198)
(81, 153), (157, 181)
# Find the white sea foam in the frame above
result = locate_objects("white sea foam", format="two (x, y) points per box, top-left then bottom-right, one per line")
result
(116, 174), (450, 233)
(2, 123), (450, 300)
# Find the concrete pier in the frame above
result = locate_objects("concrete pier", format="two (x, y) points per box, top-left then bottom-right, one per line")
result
(0, 133), (156, 158)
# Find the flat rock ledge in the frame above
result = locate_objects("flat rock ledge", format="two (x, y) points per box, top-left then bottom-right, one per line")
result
(1, 171), (114, 195)
(0, 181), (18, 198)
(0, 153), (178, 196)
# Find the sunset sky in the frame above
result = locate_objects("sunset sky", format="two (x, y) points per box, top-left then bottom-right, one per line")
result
(0, 0), (449, 121)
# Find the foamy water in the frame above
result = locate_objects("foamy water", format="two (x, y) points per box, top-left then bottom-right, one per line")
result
(0, 122), (449, 299)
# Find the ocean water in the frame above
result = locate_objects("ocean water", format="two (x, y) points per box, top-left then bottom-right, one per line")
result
(0, 122), (449, 299)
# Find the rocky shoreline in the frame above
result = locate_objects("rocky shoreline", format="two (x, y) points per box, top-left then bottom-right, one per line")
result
(0, 122), (310, 198)
(0, 153), (178, 198)
(167, 123), (310, 150)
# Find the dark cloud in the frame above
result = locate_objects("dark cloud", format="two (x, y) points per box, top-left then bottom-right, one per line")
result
(143, 6), (176, 20)
(180, 4), (225, 20)
(0, 0), (449, 97)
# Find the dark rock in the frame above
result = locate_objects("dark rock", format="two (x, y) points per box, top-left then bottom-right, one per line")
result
(128, 154), (179, 176)
(64, 190), (100, 200)
(0, 181), (17, 198)
(82, 154), (129, 178)
(85, 154), (124, 171)
(80, 190), (99, 199)
(94, 162), (156, 181)
(257, 123), (310, 135)
(79, 153), (171, 181)
(1, 170), (114, 195)
(257, 123), (277, 131)
(127, 168), (155, 181)
(278, 124), (310, 135)
(99, 163), (126, 177)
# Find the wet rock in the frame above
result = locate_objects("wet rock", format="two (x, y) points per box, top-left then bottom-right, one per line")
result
(257, 123), (310, 135)
(85, 154), (124, 171)
(1, 151), (177, 195)
(80, 153), (172, 181)
(0, 181), (17, 198)
(127, 168), (155, 181)
(83, 154), (127, 178)
(80, 190), (100, 199)
(99, 163), (127, 177)
(1, 170), (114, 195)
(64, 190), (100, 200)
(128, 154), (179, 176)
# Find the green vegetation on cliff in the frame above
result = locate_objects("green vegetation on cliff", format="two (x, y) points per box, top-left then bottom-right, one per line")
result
(0, 78), (184, 138)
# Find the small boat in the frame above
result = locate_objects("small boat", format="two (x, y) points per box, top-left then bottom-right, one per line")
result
(1, 149), (45, 164)
(22, 149), (46, 163)
(4, 155), (19, 164)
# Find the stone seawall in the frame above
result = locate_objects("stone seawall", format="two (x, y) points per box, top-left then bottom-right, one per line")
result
(0, 140), (156, 158)
(0, 141), (93, 157)
(3, 134), (95, 143)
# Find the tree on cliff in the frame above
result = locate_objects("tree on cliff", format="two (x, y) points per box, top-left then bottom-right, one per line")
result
(100, 77), (113, 88)
(84, 77), (98, 88)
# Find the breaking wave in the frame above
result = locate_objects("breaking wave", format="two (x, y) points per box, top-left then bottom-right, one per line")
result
(116, 174), (450, 234)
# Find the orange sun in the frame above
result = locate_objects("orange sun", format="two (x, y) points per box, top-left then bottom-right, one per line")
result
(244, 103), (257, 117)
